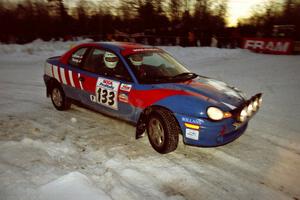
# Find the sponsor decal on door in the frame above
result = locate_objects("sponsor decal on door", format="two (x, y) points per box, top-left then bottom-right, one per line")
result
(95, 78), (120, 110)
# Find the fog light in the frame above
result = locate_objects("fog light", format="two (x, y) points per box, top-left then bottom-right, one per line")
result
(258, 96), (262, 107)
(239, 107), (248, 122)
(247, 103), (253, 116)
(253, 98), (259, 111)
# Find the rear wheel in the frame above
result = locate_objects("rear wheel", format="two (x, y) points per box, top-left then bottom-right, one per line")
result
(50, 85), (71, 111)
(147, 109), (180, 154)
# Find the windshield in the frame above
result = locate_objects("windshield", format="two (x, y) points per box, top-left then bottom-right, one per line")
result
(125, 51), (197, 84)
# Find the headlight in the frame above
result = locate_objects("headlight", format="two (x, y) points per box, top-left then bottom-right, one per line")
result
(207, 107), (224, 121)
(239, 107), (248, 122)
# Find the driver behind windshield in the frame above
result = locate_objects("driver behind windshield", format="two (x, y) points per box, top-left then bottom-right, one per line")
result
(128, 54), (146, 78)
(126, 52), (192, 84)
(129, 54), (143, 67)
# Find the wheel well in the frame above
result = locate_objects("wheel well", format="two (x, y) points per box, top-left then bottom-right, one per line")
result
(136, 105), (182, 139)
(46, 78), (61, 97)
(146, 105), (173, 116)
(141, 105), (173, 123)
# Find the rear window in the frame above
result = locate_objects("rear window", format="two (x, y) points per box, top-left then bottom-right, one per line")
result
(68, 48), (88, 68)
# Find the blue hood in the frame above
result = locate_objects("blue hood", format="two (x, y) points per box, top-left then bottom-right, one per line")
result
(167, 76), (246, 110)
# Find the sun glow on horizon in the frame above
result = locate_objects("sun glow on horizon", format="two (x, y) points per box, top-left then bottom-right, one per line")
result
(227, 0), (270, 27)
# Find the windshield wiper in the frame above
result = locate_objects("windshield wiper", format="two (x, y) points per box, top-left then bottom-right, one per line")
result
(171, 72), (198, 80)
(140, 73), (198, 84)
(142, 75), (172, 84)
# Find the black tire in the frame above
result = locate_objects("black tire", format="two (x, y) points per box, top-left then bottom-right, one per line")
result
(50, 84), (71, 111)
(147, 109), (180, 154)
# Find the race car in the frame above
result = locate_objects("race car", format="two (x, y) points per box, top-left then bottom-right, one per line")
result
(43, 42), (262, 154)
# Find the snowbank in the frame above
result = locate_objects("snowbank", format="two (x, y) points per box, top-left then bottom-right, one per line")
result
(0, 39), (93, 56)
(39, 172), (111, 200)
(0, 40), (299, 200)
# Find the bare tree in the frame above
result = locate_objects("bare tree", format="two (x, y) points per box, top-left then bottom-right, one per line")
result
(169, 0), (184, 21)
(239, 0), (300, 39)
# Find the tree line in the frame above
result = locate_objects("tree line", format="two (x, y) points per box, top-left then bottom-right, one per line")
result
(0, 0), (298, 45)
(239, 0), (300, 40)
(0, 0), (228, 45)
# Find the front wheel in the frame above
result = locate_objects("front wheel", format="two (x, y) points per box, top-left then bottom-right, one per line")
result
(50, 85), (71, 111)
(147, 109), (180, 154)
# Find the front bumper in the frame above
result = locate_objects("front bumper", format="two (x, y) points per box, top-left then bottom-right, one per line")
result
(175, 113), (249, 147)
(174, 93), (262, 147)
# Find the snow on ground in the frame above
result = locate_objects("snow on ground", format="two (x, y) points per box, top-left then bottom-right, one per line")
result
(0, 40), (299, 200)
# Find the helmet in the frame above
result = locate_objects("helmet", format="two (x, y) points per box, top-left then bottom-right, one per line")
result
(104, 51), (118, 69)
(129, 54), (143, 67)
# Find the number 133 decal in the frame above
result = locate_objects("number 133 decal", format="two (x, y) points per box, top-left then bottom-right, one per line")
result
(95, 78), (120, 110)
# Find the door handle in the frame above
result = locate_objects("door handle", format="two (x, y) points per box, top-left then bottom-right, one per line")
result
(79, 76), (85, 82)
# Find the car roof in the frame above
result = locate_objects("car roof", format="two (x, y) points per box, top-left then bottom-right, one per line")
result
(92, 42), (161, 56)
(60, 42), (162, 64)
(98, 41), (146, 49)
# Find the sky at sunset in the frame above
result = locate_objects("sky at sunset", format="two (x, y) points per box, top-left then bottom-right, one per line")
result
(6, 0), (273, 27)
(69, 0), (272, 27)
(68, 0), (273, 27)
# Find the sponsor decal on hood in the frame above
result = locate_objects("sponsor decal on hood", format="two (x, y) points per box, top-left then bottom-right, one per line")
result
(176, 76), (246, 108)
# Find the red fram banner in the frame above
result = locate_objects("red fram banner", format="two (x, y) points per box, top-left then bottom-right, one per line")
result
(243, 38), (293, 55)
